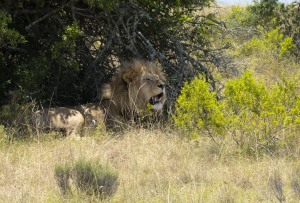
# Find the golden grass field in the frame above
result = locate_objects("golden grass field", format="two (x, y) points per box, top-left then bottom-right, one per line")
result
(1, 128), (300, 202)
(1, 4), (300, 203)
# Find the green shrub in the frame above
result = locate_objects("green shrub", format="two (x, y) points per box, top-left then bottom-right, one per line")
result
(54, 158), (118, 199)
(226, 0), (280, 29)
(174, 71), (300, 155)
(224, 72), (300, 154)
(0, 11), (26, 46)
(225, 5), (253, 27)
(226, 2), (300, 59)
(224, 71), (268, 115)
(240, 28), (294, 57)
(173, 75), (226, 139)
(279, 37), (295, 57)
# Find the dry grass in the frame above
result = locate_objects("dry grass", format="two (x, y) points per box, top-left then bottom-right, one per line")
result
(1, 129), (300, 202)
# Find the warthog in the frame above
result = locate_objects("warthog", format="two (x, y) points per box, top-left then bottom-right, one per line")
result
(74, 103), (105, 128)
(32, 107), (84, 137)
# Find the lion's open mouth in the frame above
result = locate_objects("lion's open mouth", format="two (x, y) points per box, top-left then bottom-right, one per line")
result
(149, 92), (164, 105)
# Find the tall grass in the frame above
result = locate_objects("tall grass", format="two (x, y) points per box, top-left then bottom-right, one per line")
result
(1, 129), (300, 202)
(1, 5), (300, 202)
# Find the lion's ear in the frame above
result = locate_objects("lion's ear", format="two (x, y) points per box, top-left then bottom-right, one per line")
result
(122, 71), (133, 84)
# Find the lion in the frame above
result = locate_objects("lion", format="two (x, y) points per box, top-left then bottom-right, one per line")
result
(32, 107), (84, 137)
(77, 58), (166, 128)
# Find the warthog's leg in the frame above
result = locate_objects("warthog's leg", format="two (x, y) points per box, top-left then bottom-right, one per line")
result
(66, 128), (76, 137)
(66, 125), (83, 138)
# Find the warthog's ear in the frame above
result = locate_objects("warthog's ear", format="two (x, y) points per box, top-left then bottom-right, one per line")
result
(122, 71), (137, 84)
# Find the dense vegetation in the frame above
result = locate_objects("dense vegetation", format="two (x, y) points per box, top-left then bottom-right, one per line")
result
(1, 0), (300, 201)
(0, 0), (222, 107)
(174, 0), (300, 155)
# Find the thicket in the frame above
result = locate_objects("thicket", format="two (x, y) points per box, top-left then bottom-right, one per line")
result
(170, 0), (300, 156)
(175, 0), (300, 152)
(0, 0), (235, 131)
(225, 0), (300, 59)
(0, 0), (226, 108)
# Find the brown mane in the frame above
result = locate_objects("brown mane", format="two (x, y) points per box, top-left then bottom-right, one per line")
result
(101, 58), (166, 123)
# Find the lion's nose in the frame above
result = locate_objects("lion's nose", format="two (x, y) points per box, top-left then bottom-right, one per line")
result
(158, 83), (165, 89)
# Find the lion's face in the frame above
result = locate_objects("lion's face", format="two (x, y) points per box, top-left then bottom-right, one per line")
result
(103, 59), (166, 114)
(127, 69), (166, 112)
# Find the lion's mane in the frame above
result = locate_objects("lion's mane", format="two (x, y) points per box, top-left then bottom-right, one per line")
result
(101, 58), (166, 122)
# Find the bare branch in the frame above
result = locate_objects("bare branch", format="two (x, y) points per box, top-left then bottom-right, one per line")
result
(25, 3), (69, 31)
(1, 44), (27, 53)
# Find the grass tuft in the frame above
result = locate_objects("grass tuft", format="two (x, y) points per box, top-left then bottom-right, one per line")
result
(269, 171), (285, 203)
(54, 163), (72, 194)
(54, 158), (118, 199)
(291, 167), (300, 199)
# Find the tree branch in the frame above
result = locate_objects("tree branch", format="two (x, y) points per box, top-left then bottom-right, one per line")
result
(25, 3), (69, 31)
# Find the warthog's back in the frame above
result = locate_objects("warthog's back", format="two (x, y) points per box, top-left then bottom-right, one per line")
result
(33, 107), (84, 136)
(50, 108), (84, 128)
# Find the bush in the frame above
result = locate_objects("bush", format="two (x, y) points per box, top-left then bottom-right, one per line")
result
(174, 71), (300, 155)
(225, 72), (300, 154)
(225, 5), (254, 27)
(240, 28), (295, 57)
(54, 158), (118, 199)
(173, 75), (226, 139)
(226, 1), (299, 60)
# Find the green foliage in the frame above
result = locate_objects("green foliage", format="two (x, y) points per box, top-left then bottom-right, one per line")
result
(277, 2), (300, 59)
(0, 0), (218, 109)
(51, 22), (81, 77)
(224, 71), (268, 115)
(173, 76), (226, 139)
(225, 1), (279, 29)
(174, 71), (300, 155)
(279, 37), (294, 57)
(248, 0), (280, 29)
(0, 11), (26, 46)
(17, 55), (50, 93)
(225, 72), (300, 154)
(226, 1), (300, 59)
(225, 5), (253, 27)
(0, 11), (27, 103)
(52, 22), (82, 60)
(239, 28), (295, 57)
(55, 158), (118, 199)
(84, 0), (119, 10)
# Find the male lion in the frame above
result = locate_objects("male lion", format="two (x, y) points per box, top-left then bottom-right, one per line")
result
(77, 58), (166, 128)
(32, 107), (84, 137)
